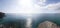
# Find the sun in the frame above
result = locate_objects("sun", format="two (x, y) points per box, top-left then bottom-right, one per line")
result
(16, 0), (35, 14)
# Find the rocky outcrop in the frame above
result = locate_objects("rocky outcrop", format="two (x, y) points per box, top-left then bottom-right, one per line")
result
(38, 21), (60, 28)
(0, 12), (5, 18)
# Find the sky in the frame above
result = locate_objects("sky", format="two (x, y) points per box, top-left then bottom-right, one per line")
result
(0, 0), (60, 13)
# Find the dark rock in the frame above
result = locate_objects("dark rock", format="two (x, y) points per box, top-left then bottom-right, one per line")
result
(0, 12), (5, 19)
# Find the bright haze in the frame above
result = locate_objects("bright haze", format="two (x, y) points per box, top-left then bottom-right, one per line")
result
(1, 0), (60, 14)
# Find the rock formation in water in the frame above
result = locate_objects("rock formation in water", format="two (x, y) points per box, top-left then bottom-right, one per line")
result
(0, 12), (5, 19)
(38, 21), (60, 28)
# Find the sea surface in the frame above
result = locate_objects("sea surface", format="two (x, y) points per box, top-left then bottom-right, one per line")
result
(32, 13), (60, 28)
(0, 13), (27, 28)
(1, 13), (60, 28)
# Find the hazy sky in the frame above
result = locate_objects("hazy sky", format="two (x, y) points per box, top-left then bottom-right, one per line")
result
(0, 0), (60, 13)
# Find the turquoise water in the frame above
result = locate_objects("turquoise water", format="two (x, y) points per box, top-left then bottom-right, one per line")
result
(0, 13), (60, 28)
(0, 13), (26, 28)
(32, 13), (60, 28)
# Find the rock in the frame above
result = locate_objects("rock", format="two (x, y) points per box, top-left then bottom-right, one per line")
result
(38, 21), (59, 28)
(0, 12), (5, 18)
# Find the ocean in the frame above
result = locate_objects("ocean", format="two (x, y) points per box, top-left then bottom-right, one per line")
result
(1, 13), (60, 28)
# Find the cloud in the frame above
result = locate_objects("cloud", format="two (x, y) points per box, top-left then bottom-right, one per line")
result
(33, 1), (60, 13)
(46, 2), (60, 10)
(37, 0), (46, 6)
(1, 0), (60, 13)
(46, 2), (60, 13)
